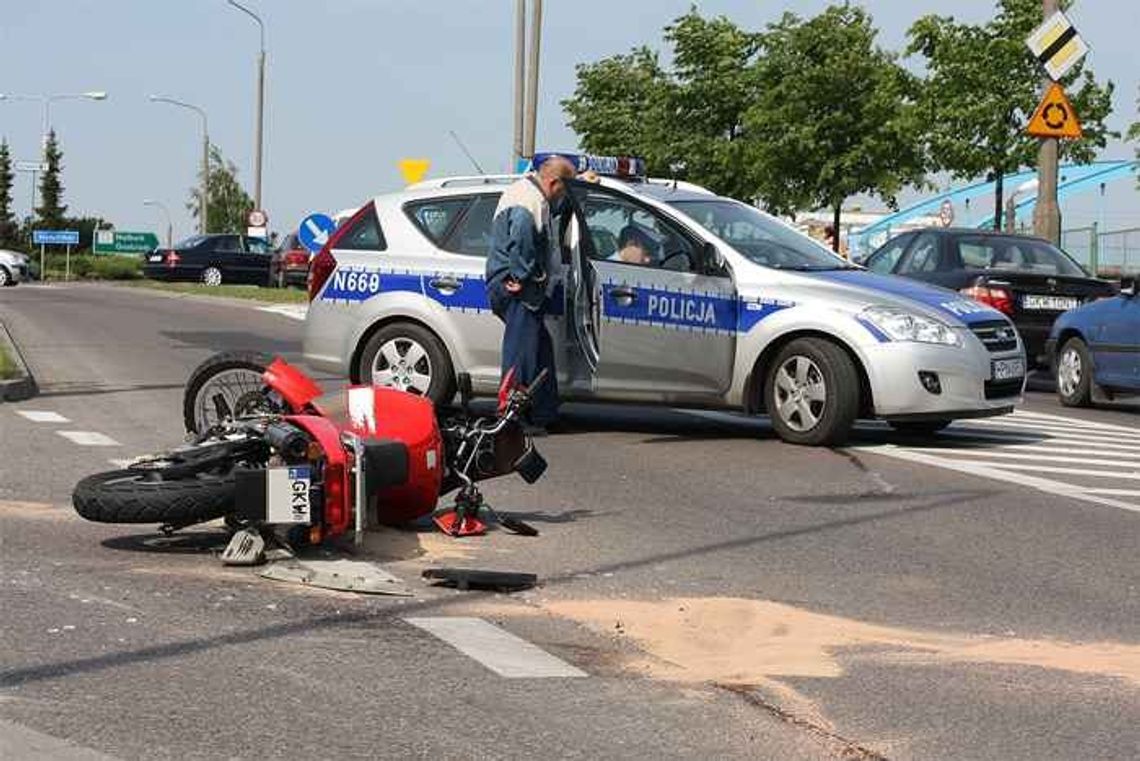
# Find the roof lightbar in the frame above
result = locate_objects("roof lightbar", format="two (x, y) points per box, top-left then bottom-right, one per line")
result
(521, 152), (648, 179)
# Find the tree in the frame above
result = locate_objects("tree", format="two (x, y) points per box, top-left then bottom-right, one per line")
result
(1128, 87), (1140, 188)
(0, 139), (19, 250)
(907, 0), (1115, 229)
(187, 145), (254, 234)
(35, 130), (67, 229)
(746, 4), (926, 243)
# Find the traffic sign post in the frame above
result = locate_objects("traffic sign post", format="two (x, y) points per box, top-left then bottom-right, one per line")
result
(93, 230), (160, 255)
(297, 213), (336, 253)
(32, 229), (80, 281)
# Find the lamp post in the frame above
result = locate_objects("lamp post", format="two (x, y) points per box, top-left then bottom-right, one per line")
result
(0, 91), (107, 213)
(143, 199), (173, 248)
(149, 96), (209, 235)
(227, 0), (266, 213)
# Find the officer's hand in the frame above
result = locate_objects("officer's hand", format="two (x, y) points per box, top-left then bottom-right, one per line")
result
(504, 278), (522, 294)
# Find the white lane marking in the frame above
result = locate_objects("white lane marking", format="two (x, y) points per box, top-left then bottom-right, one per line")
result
(16, 410), (70, 423)
(925, 441), (1140, 461)
(866, 445), (1140, 515)
(980, 463), (1140, 480)
(404, 617), (587, 678)
(258, 304), (307, 321)
(0, 718), (119, 760)
(937, 427), (1140, 452)
(966, 416), (1140, 440)
(1010, 409), (1140, 434)
(1085, 488), (1140, 497)
(57, 431), (120, 447)
(906, 447), (1140, 469)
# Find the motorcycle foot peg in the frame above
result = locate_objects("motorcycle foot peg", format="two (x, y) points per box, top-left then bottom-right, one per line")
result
(221, 527), (266, 566)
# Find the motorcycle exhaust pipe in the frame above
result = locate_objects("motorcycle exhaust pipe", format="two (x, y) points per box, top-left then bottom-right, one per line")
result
(263, 421), (310, 461)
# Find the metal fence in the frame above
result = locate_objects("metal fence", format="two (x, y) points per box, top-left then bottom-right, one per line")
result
(1060, 224), (1140, 278)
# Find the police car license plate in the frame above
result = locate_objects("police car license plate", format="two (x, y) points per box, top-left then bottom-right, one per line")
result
(265, 466), (311, 524)
(1022, 294), (1079, 311)
(992, 357), (1025, 381)
(147, 254), (163, 262)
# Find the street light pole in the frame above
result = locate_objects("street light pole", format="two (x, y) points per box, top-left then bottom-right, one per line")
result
(1032, 0), (1062, 244)
(228, 0), (266, 212)
(522, 0), (543, 159)
(513, 0), (525, 169)
(149, 96), (209, 235)
(144, 199), (173, 248)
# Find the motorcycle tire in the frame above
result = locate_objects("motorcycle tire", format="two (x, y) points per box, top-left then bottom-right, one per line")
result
(183, 351), (275, 434)
(73, 470), (236, 525)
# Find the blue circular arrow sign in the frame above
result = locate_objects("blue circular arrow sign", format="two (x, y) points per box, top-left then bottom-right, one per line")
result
(297, 213), (337, 253)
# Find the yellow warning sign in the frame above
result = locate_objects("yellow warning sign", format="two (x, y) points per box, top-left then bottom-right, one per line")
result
(398, 158), (431, 185)
(1026, 83), (1082, 140)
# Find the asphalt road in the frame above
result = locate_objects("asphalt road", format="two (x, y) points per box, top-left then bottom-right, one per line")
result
(1, 283), (1137, 761)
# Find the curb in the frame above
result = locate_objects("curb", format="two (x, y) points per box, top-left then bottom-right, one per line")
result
(0, 321), (38, 402)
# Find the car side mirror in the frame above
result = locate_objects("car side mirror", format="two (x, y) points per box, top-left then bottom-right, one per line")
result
(701, 241), (726, 276)
(1121, 276), (1137, 297)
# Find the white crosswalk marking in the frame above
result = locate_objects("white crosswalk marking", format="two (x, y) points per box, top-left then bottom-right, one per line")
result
(404, 617), (588, 678)
(865, 410), (1140, 515)
(16, 410), (71, 423)
(57, 431), (121, 447)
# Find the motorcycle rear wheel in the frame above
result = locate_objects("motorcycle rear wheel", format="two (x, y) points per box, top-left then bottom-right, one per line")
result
(183, 351), (275, 434)
(73, 470), (236, 526)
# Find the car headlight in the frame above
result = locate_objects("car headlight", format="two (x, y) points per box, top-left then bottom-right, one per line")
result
(861, 306), (962, 347)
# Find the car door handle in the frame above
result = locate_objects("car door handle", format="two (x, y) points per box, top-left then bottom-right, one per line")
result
(608, 286), (637, 306)
(428, 276), (462, 293)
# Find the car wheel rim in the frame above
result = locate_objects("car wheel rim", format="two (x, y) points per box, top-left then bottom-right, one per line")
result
(1058, 347), (1082, 397)
(774, 355), (826, 432)
(203, 268), (222, 286)
(372, 338), (432, 395)
(0, 269), (8, 286)
(192, 368), (266, 431)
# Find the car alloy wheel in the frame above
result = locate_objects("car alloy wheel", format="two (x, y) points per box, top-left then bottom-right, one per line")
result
(773, 355), (827, 432)
(371, 337), (433, 395)
(1057, 346), (1082, 398)
(202, 267), (223, 286)
(0, 266), (9, 286)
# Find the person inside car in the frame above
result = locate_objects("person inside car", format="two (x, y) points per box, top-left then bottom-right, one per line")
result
(610, 224), (656, 266)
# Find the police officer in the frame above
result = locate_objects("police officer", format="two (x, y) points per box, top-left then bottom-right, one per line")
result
(485, 155), (576, 434)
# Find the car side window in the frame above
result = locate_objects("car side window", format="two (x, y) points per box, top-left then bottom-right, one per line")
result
(866, 236), (910, 273)
(246, 238), (270, 255)
(404, 198), (470, 246)
(440, 194), (500, 257)
(215, 235), (241, 252)
(336, 205), (387, 251)
(899, 234), (941, 274)
(579, 188), (698, 273)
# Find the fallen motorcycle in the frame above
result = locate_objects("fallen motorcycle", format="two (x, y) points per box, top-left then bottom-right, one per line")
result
(72, 352), (548, 561)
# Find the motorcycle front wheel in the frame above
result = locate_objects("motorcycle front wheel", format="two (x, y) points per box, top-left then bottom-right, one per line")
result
(73, 469), (236, 526)
(183, 351), (276, 434)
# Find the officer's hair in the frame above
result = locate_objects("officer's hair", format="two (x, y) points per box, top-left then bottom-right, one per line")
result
(538, 156), (576, 181)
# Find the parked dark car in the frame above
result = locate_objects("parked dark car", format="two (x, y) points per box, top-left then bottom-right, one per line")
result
(143, 234), (274, 286)
(863, 228), (1116, 366)
(1047, 275), (1140, 406)
(270, 232), (310, 288)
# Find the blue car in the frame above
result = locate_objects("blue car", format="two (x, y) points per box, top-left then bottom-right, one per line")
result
(1047, 276), (1140, 406)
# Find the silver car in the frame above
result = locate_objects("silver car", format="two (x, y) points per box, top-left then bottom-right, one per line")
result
(303, 158), (1025, 445)
(0, 249), (29, 286)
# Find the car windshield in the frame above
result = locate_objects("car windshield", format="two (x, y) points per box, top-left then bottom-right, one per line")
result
(669, 199), (851, 271)
(955, 236), (1087, 277)
(174, 234), (208, 249)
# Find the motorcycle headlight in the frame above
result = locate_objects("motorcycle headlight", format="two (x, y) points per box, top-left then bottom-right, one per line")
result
(861, 306), (962, 347)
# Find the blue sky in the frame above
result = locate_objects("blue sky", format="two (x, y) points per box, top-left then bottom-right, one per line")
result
(1, 1), (1135, 240)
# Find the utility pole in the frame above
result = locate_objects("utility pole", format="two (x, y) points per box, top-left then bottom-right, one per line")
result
(1032, 0), (1062, 244)
(228, 1), (266, 211)
(522, 0), (543, 160)
(512, 0), (525, 170)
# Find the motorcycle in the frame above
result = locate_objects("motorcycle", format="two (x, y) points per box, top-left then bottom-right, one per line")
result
(72, 352), (548, 562)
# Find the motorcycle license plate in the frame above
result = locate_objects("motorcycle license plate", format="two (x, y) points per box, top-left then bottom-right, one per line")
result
(266, 465), (311, 524)
(991, 357), (1025, 381)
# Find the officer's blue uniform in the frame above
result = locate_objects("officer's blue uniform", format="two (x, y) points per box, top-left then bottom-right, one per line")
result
(485, 175), (560, 426)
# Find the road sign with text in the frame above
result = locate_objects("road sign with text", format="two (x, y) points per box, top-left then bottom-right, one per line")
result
(33, 230), (79, 246)
(93, 230), (160, 254)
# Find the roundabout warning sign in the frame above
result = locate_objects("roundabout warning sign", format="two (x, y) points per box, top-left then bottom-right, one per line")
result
(1026, 82), (1082, 140)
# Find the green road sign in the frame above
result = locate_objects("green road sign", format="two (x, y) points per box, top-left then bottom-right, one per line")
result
(93, 230), (161, 255)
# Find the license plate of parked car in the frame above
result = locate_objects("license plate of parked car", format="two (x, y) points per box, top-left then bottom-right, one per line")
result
(1022, 294), (1079, 311)
(147, 254), (163, 262)
(992, 357), (1026, 381)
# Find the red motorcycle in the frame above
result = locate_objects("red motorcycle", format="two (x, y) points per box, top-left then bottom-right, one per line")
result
(73, 352), (547, 560)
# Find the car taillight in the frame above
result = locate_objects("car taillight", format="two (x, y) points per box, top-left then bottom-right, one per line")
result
(960, 284), (1014, 315)
(307, 200), (374, 301)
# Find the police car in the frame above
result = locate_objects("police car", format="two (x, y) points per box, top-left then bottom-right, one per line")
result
(302, 153), (1025, 446)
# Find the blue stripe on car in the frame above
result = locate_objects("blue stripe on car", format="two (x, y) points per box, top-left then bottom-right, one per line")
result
(810, 270), (1004, 326)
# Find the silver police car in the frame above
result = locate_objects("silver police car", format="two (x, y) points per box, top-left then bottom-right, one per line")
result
(303, 154), (1025, 446)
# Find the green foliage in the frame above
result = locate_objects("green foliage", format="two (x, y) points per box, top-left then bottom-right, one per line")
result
(746, 5), (925, 218)
(187, 145), (254, 234)
(38, 253), (141, 281)
(0, 140), (18, 250)
(1128, 87), (1140, 187)
(906, 0), (1115, 224)
(35, 130), (67, 228)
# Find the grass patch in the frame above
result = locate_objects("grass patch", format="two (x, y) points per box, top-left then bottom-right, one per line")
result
(0, 341), (20, 380)
(37, 254), (143, 281)
(124, 280), (308, 303)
